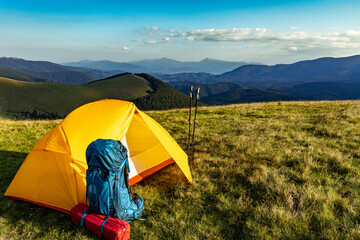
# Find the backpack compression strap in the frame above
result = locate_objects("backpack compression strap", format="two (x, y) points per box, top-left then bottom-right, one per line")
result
(80, 206), (89, 227)
(100, 216), (109, 238)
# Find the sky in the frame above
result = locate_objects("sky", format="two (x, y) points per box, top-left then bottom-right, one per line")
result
(1, 0), (360, 65)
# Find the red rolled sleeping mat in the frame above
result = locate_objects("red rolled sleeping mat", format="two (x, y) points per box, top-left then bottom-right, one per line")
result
(71, 204), (130, 240)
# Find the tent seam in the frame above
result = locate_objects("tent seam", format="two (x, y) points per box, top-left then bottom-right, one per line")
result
(58, 124), (80, 205)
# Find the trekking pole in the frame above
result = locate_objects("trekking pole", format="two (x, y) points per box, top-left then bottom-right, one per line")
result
(187, 86), (193, 156)
(190, 88), (200, 160)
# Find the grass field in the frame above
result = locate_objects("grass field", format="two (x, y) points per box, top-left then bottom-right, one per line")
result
(1, 101), (360, 239)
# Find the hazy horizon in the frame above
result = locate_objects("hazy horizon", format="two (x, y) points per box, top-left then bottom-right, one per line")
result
(1, 0), (360, 65)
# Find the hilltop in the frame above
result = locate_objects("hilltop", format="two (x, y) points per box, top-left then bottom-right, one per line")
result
(0, 73), (190, 119)
(1, 100), (360, 239)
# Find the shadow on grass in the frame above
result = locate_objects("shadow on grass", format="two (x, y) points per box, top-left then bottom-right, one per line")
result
(0, 150), (92, 238)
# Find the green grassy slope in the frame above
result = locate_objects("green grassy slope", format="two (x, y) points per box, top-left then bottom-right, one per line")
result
(86, 73), (151, 99)
(133, 73), (196, 110)
(0, 73), (189, 118)
(0, 77), (102, 118)
(168, 81), (297, 105)
(202, 87), (296, 105)
(1, 101), (360, 239)
(0, 66), (53, 83)
(168, 81), (243, 98)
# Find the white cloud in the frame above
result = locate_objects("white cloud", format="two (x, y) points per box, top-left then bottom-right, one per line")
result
(132, 38), (143, 43)
(136, 26), (160, 36)
(345, 30), (360, 36)
(147, 27), (360, 53)
(146, 26), (159, 31)
(134, 26), (360, 59)
(104, 45), (130, 50)
(145, 40), (158, 44)
(105, 45), (119, 49)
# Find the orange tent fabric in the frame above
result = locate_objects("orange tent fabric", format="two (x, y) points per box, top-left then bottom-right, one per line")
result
(5, 99), (192, 213)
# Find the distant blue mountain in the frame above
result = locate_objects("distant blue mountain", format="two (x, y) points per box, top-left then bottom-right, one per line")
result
(64, 58), (255, 74)
(164, 55), (360, 103)
(153, 72), (215, 83)
(64, 60), (144, 72)
(215, 55), (360, 87)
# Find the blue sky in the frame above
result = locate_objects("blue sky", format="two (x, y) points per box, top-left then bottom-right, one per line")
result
(1, 0), (360, 64)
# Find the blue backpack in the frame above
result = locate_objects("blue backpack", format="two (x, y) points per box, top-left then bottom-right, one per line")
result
(85, 139), (145, 223)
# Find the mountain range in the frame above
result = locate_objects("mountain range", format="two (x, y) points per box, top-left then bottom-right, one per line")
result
(160, 55), (360, 102)
(2, 55), (360, 113)
(213, 55), (360, 87)
(0, 57), (253, 84)
(64, 58), (255, 74)
(157, 55), (360, 86)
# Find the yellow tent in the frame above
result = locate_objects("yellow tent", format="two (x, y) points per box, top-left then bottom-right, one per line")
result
(4, 99), (192, 213)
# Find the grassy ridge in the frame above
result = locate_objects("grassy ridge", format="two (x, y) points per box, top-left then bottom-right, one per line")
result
(0, 73), (192, 119)
(0, 74), (152, 118)
(0, 66), (52, 83)
(1, 101), (360, 239)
